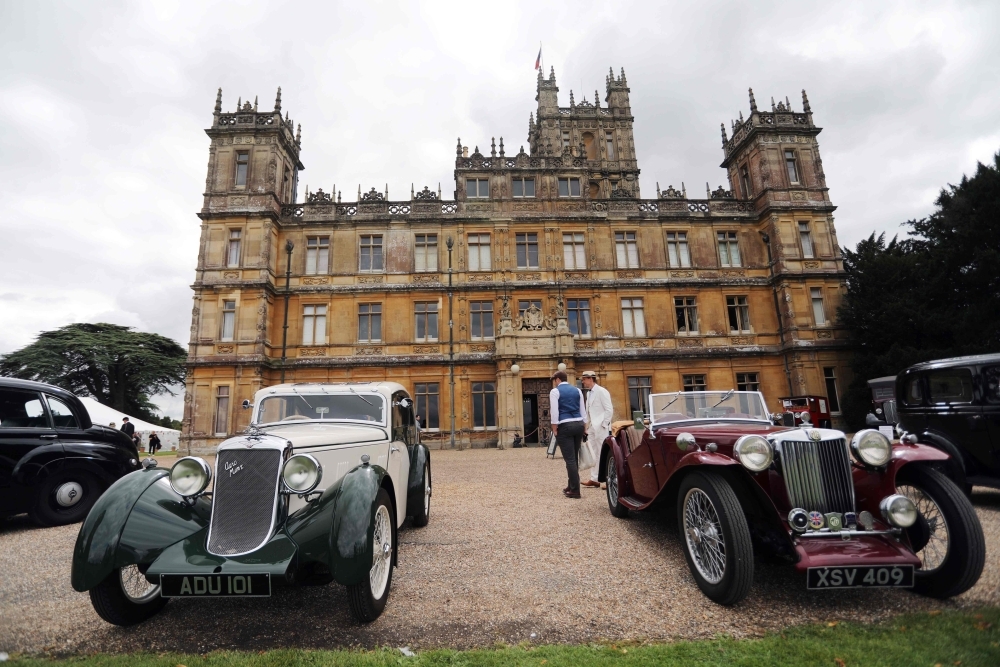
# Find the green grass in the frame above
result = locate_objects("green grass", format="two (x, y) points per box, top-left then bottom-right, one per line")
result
(10, 608), (1000, 666)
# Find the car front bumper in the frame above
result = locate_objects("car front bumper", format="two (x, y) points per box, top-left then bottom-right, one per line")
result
(144, 526), (298, 585)
(792, 533), (921, 572)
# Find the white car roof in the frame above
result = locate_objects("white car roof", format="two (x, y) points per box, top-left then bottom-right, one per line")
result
(254, 381), (407, 402)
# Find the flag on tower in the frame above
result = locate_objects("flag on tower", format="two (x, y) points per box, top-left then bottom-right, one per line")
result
(534, 45), (542, 70)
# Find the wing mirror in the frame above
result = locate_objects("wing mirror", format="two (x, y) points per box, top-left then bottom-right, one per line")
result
(676, 432), (698, 452)
(395, 398), (413, 409)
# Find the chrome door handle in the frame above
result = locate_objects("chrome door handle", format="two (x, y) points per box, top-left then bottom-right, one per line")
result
(40, 434), (58, 439)
(390, 446), (400, 453)
(643, 462), (653, 468)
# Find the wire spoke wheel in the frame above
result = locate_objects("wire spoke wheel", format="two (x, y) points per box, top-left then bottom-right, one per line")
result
(608, 457), (619, 505)
(423, 467), (431, 516)
(898, 483), (950, 573)
(370, 504), (392, 600)
(683, 488), (726, 584)
(119, 564), (160, 603)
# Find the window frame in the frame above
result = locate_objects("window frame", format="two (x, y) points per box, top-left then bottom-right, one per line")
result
(469, 300), (495, 340)
(414, 382), (440, 430)
(566, 298), (591, 338)
(226, 229), (242, 268)
(414, 233), (438, 273)
(674, 296), (699, 334)
(214, 386), (230, 436)
(621, 298), (647, 338)
(666, 231), (691, 268)
(627, 376), (652, 417)
(234, 151), (249, 187)
(562, 232), (586, 269)
(305, 236), (330, 275)
(683, 374), (708, 392)
(615, 231), (640, 269)
(467, 233), (492, 271)
(220, 300), (236, 341)
(785, 149), (800, 184)
(302, 304), (328, 346)
(740, 164), (753, 198)
(726, 295), (752, 333)
(414, 301), (439, 342)
(823, 367), (841, 414)
(512, 178), (535, 198)
(466, 178), (490, 199)
(736, 372), (760, 392)
(811, 287), (827, 326)
(605, 131), (615, 160)
(798, 221), (814, 259)
(358, 303), (383, 342)
(557, 177), (581, 198)
(515, 232), (539, 268)
(359, 234), (384, 273)
(471, 381), (497, 430)
(717, 231), (742, 267)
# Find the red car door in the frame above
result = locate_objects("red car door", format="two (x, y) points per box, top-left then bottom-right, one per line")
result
(625, 430), (661, 502)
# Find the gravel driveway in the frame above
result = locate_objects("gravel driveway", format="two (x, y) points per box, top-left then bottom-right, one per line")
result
(2, 447), (999, 656)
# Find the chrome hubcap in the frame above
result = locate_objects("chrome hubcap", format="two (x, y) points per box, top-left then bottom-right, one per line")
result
(683, 488), (726, 584)
(423, 468), (431, 515)
(55, 481), (83, 507)
(120, 564), (160, 603)
(607, 457), (619, 506)
(897, 483), (950, 573)
(370, 504), (392, 599)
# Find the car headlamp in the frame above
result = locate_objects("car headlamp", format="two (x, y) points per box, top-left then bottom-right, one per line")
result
(282, 454), (322, 494)
(734, 435), (773, 472)
(880, 494), (918, 528)
(169, 457), (211, 498)
(851, 429), (892, 467)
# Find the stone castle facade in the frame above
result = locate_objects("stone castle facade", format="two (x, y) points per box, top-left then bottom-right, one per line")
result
(181, 67), (851, 453)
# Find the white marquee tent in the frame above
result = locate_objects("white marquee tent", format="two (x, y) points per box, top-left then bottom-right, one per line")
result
(78, 396), (180, 451)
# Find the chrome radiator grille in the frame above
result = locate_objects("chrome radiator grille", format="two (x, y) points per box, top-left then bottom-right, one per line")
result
(778, 438), (855, 514)
(207, 448), (282, 556)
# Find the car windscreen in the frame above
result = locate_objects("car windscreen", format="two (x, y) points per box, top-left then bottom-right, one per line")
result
(649, 391), (768, 424)
(257, 394), (385, 425)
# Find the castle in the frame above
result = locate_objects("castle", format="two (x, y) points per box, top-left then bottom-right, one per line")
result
(181, 67), (850, 452)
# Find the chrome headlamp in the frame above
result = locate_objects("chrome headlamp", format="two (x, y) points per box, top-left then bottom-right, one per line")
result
(851, 429), (892, 467)
(880, 494), (918, 528)
(169, 457), (212, 498)
(282, 454), (323, 494)
(734, 434), (773, 472)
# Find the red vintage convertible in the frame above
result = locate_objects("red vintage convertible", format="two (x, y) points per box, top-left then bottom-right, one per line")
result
(599, 390), (985, 605)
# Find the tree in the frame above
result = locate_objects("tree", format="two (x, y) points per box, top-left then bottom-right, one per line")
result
(838, 151), (1000, 428)
(159, 415), (183, 430)
(0, 323), (187, 422)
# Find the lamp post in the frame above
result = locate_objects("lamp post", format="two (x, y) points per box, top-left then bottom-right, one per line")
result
(761, 232), (793, 395)
(447, 236), (456, 450)
(280, 240), (294, 384)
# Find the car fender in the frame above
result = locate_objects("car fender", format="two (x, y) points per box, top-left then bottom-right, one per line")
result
(61, 440), (138, 483)
(597, 435), (627, 492)
(853, 442), (951, 509)
(912, 430), (970, 485)
(71, 467), (209, 591)
(285, 463), (390, 587)
(11, 443), (68, 487)
(406, 443), (430, 516)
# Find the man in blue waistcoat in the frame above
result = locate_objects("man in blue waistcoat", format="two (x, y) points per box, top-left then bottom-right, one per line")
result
(549, 370), (587, 498)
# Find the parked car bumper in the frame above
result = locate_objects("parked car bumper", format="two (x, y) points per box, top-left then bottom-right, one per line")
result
(792, 534), (921, 572)
(144, 526), (298, 584)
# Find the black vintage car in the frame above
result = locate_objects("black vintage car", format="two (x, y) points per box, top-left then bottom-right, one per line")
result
(0, 378), (141, 526)
(896, 354), (1000, 492)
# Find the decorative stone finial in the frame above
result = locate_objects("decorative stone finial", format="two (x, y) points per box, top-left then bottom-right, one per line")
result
(682, 182), (687, 197)
(656, 182), (661, 197)
(739, 110), (744, 123)
(549, 65), (555, 81)
(786, 96), (791, 111)
(748, 87), (757, 113)
(802, 89), (811, 113)
(274, 86), (281, 112)
(236, 96), (241, 111)
(569, 90), (575, 106)
(214, 88), (222, 114)
(721, 122), (728, 145)
(771, 96), (776, 112)
(457, 137), (462, 157)
(491, 137), (496, 157)
(499, 137), (504, 157)
(253, 95), (258, 112)
(295, 123), (301, 144)
(595, 90), (600, 108)
(706, 182), (711, 198)
(620, 67), (626, 84)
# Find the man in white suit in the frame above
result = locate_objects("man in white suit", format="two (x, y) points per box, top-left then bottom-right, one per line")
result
(580, 370), (613, 488)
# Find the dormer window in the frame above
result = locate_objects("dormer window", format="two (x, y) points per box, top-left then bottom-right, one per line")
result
(785, 150), (800, 184)
(512, 178), (535, 198)
(466, 178), (489, 199)
(235, 151), (249, 187)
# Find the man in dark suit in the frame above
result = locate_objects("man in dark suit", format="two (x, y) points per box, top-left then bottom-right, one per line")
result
(120, 417), (135, 437)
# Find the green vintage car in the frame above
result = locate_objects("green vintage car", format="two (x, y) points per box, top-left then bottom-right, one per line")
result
(71, 382), (431, 625)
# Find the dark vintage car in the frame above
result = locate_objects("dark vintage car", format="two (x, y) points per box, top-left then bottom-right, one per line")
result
(866, 375), (899, 428)
(72, 382), (431, 626)
(598, 390), (985, 605)
(896, 353), (1000, 492)
(0, 378), (141, 526)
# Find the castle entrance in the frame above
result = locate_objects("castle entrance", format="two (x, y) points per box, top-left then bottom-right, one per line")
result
(520, 378), (552, 445)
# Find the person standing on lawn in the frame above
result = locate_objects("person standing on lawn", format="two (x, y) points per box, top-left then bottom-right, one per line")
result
(549, 370), (586, 498)
(580, 370), (613, 489)
(148, 432), (161, 454)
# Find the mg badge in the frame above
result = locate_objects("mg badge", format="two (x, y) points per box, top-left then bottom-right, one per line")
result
(808, 511), (825, 530)
(858, 510), (875, 531)
(825, 512), (844, 532)
(844, 511), (858, 529)
(809, 429), (822, 441)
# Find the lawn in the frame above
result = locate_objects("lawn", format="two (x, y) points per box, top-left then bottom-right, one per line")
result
(9, 608), (999, 666)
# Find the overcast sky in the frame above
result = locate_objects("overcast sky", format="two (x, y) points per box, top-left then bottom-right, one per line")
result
(1, 0), (998, 418)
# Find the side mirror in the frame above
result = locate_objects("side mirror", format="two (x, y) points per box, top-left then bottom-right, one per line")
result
(632, 410), (646, 432)
(242, 399), (252, 410)
(396, 398), (413, 409)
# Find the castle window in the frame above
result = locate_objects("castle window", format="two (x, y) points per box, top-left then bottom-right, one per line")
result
(562, 233), (586, 269)
(415, 234), (438, 272)
(358, 303), (382, 341)
(359, 235), (383, 272)
(414, 383), (440, 429)
(558, 177), (581, 197)
(562, 131), (570, 148)
(615, 231), (639, 268)
(516, 233), (539, 268)
(605, 131), (615, 160)
(717, 231), (741, 267)
(683, 375), (707, 392)
(302, 305), (327, 345)
(512, 178), (535, 198)
(811, 287), (827, 325)
(227, 229), (242, 268)
(305, 236), (329, 274)
(726, 296), (751, 333)
(472, 382), (497, 429)
(220, 300), (236, 341)
(740, 165), (752, 198)
(214, 386), (230, 436)
(621, 298), (646, 338)
(798, 222), (814, 259)
(234, 152), (249, 187)
(824, 367), (841, 413)
(466, 178), (489, 198)
(667, 231), (691, 268)
(628, 377), (652, 416)
(736, 372), (760, 392)
(675, 296), (699, 333)
(470, 301), (494, 340)
(785, 150), (800, 183)
(468, 233), (492, 271)
(567, 299), (591, 337)
(414, 302), (439, 342)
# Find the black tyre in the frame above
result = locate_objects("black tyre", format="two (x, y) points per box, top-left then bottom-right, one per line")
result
(677, 471), (753, 605)
(605, 453), (629, 518)
(409, 463), (431, 528)
(897, 466), (985, 598)
(89, 565), (168, 626)
(347, 488), (396, 622)
(30, 469), (103, 527)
